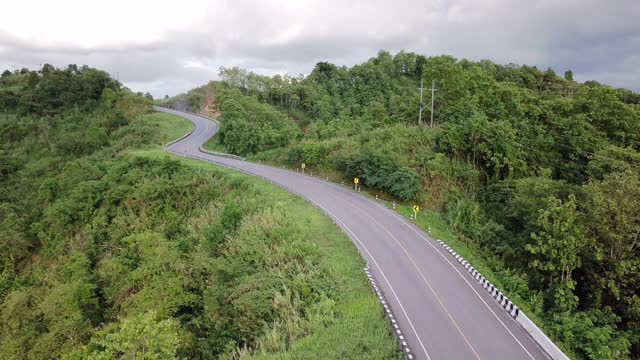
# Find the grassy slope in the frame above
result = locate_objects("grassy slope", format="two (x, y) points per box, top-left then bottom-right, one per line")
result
(135, 112), (401, 359)
(202, 132), (227, 152)
(143, 111), (194, 143)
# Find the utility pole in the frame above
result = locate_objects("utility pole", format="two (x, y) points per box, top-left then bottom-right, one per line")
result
(418, 79), (437, 127)
(429, 80), (436, 128)
(417, 79), (425, 125)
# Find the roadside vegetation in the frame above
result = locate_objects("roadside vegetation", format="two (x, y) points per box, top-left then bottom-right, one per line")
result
(0, 65), (400, 359)
(167, 51), (640, 359)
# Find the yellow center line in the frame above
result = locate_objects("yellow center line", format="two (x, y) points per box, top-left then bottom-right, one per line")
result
(323, 191), (482, 360)
(301, 175), (537, 359)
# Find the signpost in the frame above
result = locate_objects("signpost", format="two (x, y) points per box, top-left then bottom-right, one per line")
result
(301, 162), (306, 174)
(354, 177), (359, 191)
(413, 205), (420, 220)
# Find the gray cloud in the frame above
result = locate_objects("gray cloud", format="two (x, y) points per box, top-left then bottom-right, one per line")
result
(1, 0), (638, 97)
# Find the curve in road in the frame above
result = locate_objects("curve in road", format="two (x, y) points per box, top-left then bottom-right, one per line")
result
(157, 106), (551, 360)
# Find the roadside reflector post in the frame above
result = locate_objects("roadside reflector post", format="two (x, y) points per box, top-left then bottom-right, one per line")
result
(341, 181), (344, 186)
(375, 194), (378, 200)
(393, 202), (396, 209)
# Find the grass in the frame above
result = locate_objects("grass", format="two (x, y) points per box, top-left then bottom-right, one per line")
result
(134, 111), (402, 359)
(142, 111), (194, 144)
(201, 132), (228, 152)
(195, 115), (232, 153)
(245, 181), (401, 359)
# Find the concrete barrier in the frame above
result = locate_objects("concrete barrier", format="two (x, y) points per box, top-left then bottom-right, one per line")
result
(517, 312), (569, 360)
(163, 128), (194, 148)
(199, 146), (245, 161)
(435, 239), (569, 360)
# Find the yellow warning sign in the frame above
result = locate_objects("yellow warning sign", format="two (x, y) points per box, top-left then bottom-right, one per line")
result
(354, 177), (360, 184)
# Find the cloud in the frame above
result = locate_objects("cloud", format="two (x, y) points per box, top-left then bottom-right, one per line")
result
(0, 0), (638, 97)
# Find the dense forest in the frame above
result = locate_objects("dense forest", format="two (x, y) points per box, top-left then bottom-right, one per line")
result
(166, 51), (640, 359)
(0, 66), (399, 358)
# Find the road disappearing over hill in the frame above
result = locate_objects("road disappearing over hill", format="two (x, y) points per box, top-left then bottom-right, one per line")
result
(157, 106), (551, 360)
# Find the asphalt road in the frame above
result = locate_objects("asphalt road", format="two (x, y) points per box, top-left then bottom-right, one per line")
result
(157, 106), (550, 360)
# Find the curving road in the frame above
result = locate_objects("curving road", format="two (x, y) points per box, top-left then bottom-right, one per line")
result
(157, 106), (550, 360)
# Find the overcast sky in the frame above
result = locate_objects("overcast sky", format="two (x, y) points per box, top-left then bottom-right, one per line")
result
(1, 0), (638, 97)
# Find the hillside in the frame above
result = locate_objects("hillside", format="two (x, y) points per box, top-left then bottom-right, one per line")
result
(0, 66), (399, 359)
(166, 51), (640, 359)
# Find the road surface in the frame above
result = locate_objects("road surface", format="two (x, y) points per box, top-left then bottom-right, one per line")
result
(157, 106), (550, 360)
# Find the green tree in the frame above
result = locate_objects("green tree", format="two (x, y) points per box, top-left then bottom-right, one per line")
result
(527, 194), (588, 285)
(0, 204), (30, 269)
(584, 171), (640, 338)
(588, 145), (640, 180)
(71, 311), (181, 360)
(564, 70), (574, 81)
